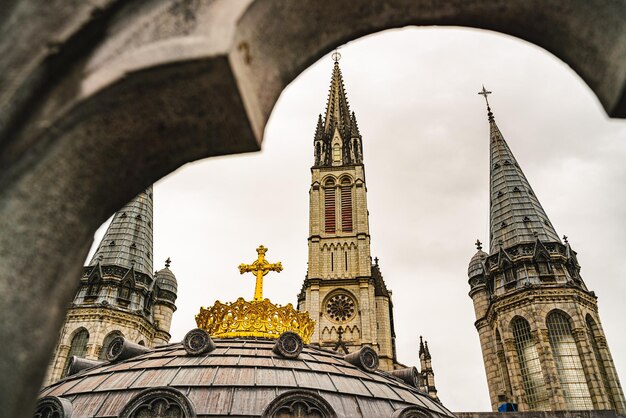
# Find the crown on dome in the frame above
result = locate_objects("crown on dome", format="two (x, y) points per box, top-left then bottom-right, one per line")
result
(195, 246), (315, 343)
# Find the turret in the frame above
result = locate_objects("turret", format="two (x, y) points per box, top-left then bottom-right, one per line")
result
(467, 87), (626, 412)
(153, 258), (178, 345)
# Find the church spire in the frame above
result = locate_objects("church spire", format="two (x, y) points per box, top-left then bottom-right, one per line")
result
(314, 54), (363, 166)
(479, 88), (560, 253)
(89, 186), (154, 276)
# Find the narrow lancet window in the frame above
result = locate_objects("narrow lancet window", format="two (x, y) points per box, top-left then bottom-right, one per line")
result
(547, 311), (593, 410)
(324, 184), (336, 233)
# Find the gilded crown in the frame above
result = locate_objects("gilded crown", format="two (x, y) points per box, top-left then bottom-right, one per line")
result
(195, 298), (315, 343)
(195, 245), (315, 343)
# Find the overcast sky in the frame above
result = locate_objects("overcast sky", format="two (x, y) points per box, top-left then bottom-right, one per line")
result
(90, 27), (626, 412)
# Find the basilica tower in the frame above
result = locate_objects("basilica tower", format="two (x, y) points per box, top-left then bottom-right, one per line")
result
(468, 89), (625, 413)
(44, 187), (178, 385)
(297, 56), (397, 371)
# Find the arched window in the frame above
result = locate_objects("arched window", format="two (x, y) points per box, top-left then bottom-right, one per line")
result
(495, 330), (512, 399)
(262, 390), (336, 418)
(332, 143), (341, 164)
(340, 178), (352, 232)
(118, 278), (133, 301)
(63, 328), (89, 377)
(120, 387), (196, 418)
(86, 275), (100, 297)
(99, 331), (123, 360)
(511, 317), (549, 410)
(586, 315), (615, 409)
(547, 311), (592, 409)
(34, 396), (73, 418)
(324, 179), (336, 233)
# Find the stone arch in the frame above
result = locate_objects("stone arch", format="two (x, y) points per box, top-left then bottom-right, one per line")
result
(262, 389), (336, 418)
(2, 1), (626, 415)
(338, 174), (353, 185)
(322, 175), (337, 187)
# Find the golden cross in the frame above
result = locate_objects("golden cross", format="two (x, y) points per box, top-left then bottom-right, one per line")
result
(238, 245), (283, 301)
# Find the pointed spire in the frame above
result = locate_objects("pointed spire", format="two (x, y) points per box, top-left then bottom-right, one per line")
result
(314, 54), (363, 166)
(89, 186), (154, 276)
(419, 336), (425, 357)
(481, 88), (560, 253)
(323, 59), (352, 137)
(424, 340), (431, 360)
(350, 111), (360, 137)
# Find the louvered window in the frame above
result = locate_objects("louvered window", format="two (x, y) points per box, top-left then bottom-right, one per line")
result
(512, 317), (549, 410)
(547, 311), (593, 410)
(324, 188), (336, 233)
(341, 185), (353, 232)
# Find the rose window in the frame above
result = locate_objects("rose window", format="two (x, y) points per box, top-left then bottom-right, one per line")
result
(326, 294), (356, 321)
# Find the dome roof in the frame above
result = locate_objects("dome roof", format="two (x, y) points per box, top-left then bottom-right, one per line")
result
(468, 250), (488, 278)
(38, 337), (455, 418)
(155, 266), (177, 294)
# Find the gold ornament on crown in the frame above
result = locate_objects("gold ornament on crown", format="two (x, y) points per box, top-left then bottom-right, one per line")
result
(195, 245), (315, 343)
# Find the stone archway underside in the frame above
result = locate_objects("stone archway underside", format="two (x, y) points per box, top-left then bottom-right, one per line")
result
(1, 1), (625, 416)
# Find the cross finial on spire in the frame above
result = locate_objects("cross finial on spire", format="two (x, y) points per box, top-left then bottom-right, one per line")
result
(478, 85), (492, 107)
(478, 85), (494, 121)
(563, 235), (569, 244)
(475, 239), (483, 251)
(331, 48), (341, 63)
(165, 257), (171, 268)
(374, 257), (379, 266)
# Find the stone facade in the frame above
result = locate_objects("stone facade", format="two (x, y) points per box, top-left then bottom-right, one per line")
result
(44, 188), (178, 385)
(297, 60), (397, 371)
(456, 410), (626, 418)
(468, 101), (625, 413)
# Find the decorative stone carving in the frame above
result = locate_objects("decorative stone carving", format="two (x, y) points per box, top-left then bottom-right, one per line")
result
(34, 396), (73, 418)
(120, 387), (196, 418)
(273, 331), (304, 358)
(262, 390), (337, 418)
(182, 328), (216, 356)
(344, 346), (379, 372)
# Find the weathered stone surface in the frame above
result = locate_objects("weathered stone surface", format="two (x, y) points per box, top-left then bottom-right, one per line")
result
(1, 1), (625, 416)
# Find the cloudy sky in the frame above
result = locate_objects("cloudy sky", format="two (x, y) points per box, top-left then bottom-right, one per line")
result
(90, 27), (626, 411)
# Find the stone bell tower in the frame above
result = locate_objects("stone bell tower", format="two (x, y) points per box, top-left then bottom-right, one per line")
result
(297, 54), (397, 371)
(468, 88), (625, 413)
(44, 187), (178, 385)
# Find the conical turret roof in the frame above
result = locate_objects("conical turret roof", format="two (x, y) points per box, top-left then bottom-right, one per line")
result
(484, 96), (560, 253)
(88, 187), (154, 276)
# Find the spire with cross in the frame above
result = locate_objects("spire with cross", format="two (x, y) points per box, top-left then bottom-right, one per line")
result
(238, 245), (283, 301)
